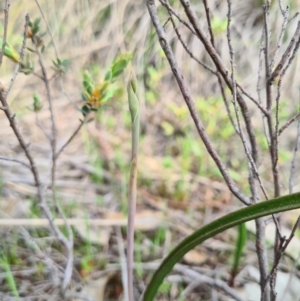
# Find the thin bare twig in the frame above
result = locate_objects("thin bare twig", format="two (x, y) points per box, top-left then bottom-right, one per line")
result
(0, 156), (31, 169)
(202, 0), (215, 47)
(158, 0), (196, 35)
(262, 5), (281, 300)
(0, 217), (163, 228)
(64, 292), (96, 301)
(263, 217), (300, 294)
(1, 83), (74, 293)
(289, 116), (300, 193)
(278, 0), (285, 16)
(288, 12), (299, 24)
(0, 14), (74, 296)
(274, 22), (300, 144)
(55, 119), (86, 159)
(201, 0), (242, 135)
(257, 29), (271, 147)
(237, 84), (268, 116)
(271, 19), (300, 297)
(35, 113), (51, 141)
(146, 0), (250, 205)
(34, 0), (59, 58)
(270, 6), (289, 71)
(163, 0), (268, 117)
(0, 0), (9, 67)
(32, 33), (74, 294)
(279, 27), (300, 80)
(278, 111), (300, 135)
(166, 12), (217, 74)
(180, 0), (259, 167)
(165, 0), (239, 137)
(174, 265), (246, 301)
(5, 14), (28, 96)
(227, 0), (268, 200)
(270, 21), (300, 84)
(226, 4), (270, 301)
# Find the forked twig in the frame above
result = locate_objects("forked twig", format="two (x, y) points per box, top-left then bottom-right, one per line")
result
(0, 12), (74, 296)
(0, 0), (9, 67)
(147, 0), (250, 205)
(227, 0), (268, 201)
(31, 31), (74, 294)
(0, 156), (31, 169)
(55, 118), (87, 159)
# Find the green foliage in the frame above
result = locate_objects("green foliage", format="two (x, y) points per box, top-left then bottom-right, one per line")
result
(157, 282), (172, 294)
(161, 121), (174, 136)
(196, 96), (235, 140)
(33, 93), (42, 112)
(19, 54), (34, 74)
(27, 17), (45, 51)
(230, 223), (247, 286)
(211, 16), (227, 35)
(52, 58), (69, 74)
(1, 17), (69, 77)
(0, 38), (20, 63)
(104, 52), (132, 81)
(0, 250), (19, 300)
(162, 156), (174, 168)
(135, 232), (143, 278)
(153, 226), (166, 248)
(28, 18), (41, 36)
(142, 192), (300, 301)
(145, 66), (162, 105)
(80, 52), (131, 117)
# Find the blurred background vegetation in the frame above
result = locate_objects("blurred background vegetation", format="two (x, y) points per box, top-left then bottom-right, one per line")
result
(1, 0), (300, 300)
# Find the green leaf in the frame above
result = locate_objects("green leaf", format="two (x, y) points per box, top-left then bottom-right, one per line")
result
(104, 69), (112, 81)
(0, 39), (20, 63)
(81, 91), (90, 101)
(61, 59), (70, 67)
(33, 93), (43, 112)
(32, 24), (40, 35)
(142, 192), (300, 301)
(211, 16), (227, 35)
(0, 251), (19, 300)
(52, 58), (70, 74)
(33, 18), (41, 27)
(26, 47), (35, 53)
(83, 70), (94, 86)
(83, 80), (94, 95)
(101, 86), (118, 104)
(81, 104), (91, 116)
(230, 223), (247, 285)
(161, 121), (174, 136)
(100, 81), (110, 93)
(108, 52), (132, 80)
(111, 59), (129, 78)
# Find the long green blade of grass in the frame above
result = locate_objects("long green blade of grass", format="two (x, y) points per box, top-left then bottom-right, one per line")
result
(0, 250), (19, 300)
(142, 192), (300, 301)
(229, 222), (247, 287)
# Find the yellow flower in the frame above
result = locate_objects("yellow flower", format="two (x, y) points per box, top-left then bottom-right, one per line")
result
(87, 87), (102, 108)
